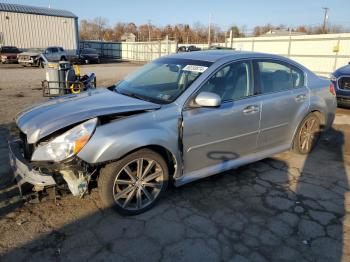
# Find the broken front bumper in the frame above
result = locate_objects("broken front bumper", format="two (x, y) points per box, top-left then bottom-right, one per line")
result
(8, 139), (56, 187)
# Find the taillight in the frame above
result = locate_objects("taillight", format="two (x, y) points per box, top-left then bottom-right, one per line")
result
(329, 82), (336, 96)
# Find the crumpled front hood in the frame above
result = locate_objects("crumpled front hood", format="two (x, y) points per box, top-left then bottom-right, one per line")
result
(16, 88), (160, 143)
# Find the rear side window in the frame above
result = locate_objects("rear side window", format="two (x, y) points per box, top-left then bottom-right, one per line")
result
(257, 61), (304, 94)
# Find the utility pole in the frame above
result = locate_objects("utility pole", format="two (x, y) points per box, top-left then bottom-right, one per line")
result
(322, 7), (329, 34)
(208, 13), (212, 47)
(148, 20), (151, 42)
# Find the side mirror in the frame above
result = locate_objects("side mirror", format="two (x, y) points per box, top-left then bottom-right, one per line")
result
(195, 92), (221, 107)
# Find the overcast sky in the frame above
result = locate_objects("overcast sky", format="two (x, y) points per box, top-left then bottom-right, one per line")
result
(4, 0), (350, 32)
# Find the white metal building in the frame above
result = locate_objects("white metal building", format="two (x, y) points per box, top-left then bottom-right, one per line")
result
(0, 2), (79, 54)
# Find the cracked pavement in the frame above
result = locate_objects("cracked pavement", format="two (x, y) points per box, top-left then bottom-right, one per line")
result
(0, 64), (349, 261)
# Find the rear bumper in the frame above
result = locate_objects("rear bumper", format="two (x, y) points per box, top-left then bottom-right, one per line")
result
(8, 139), (56, 187)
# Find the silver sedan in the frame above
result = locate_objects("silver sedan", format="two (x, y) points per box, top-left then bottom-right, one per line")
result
(9, 51), (336, 215)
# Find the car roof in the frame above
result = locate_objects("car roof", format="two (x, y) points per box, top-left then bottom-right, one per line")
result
(165, 50), (287, 63)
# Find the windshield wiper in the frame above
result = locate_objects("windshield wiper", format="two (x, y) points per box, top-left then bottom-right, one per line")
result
(117, 90), (152, 102)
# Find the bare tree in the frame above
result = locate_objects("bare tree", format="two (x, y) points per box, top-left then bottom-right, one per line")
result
(80, 18), (349, 43)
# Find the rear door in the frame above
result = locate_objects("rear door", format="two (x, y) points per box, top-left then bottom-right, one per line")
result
(254, 59), (309, 150)
(182, 60), (261, 173)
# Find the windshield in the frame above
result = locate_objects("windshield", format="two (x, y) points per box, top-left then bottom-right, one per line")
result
(82, 49), (97, 54)
(115, 58), (212, 104)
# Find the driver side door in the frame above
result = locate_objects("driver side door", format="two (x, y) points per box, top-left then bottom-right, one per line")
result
(182, 60), (261, 174)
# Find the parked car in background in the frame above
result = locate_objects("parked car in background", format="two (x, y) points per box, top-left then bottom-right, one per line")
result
(78, 48), (100, 64)
(18, 46), (68, 68)
(187, 45), (201, 52)
(331, 63), (350, 107)
(177, 45), (201, 53)
(0, 46), (21, 64)
(177, 46), (187, 52)
(9, 51), (336, 215)
(209, 45), (235, 50)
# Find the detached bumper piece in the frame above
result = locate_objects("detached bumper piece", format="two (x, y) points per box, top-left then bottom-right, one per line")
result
(8, 139), (56, 192)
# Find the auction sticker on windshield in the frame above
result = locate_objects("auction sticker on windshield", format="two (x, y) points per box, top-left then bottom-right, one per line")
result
(182, 65), (208, 73)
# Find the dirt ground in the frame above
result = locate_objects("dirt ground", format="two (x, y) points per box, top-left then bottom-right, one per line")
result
(0, 63), (349, 262)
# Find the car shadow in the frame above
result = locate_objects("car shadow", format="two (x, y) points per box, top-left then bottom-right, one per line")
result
(293, 127), (349, 261)
(0, 127), (349, 261)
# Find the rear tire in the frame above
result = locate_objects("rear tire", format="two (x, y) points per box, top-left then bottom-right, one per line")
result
(292, 113), (321, 154)
(98, 149), (169, 215)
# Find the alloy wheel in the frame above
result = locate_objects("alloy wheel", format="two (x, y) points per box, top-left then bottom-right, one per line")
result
(298, 116), (320, 153)
(112, 158), (164, 211)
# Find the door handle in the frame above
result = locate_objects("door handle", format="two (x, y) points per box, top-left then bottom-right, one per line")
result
(243, 105), (260, 114)
(295, 94), (307, 102)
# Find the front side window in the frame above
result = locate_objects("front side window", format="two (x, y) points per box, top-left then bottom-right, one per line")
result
(257, 61), (304, 94)
(116, 58), (212, 104)
(200, 61), (253, 102)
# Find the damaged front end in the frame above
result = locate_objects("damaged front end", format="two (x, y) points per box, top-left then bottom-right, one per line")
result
(8, 88), (162, 198)
(9, 118), (99, 197)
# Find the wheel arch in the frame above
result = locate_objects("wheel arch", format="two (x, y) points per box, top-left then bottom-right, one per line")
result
(290, 109), (325, 148)
(95, 144), (179, 183)
(133, 145), (178, 182)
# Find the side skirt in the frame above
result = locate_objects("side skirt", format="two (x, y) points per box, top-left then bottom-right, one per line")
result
(174, 144), (290, 187)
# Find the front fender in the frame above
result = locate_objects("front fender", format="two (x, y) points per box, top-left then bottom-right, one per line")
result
(77, 110), (180, 165)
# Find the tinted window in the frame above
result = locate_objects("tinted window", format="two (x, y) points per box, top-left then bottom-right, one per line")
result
(200, 61), (253, 102)
(58, 47), (64, 52)
(257, 61), (304, 94)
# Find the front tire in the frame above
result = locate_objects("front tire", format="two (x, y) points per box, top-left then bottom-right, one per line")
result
(38, 59), (44, 68)
(98, 149), (169, 215)
(292, 113), (321, 154)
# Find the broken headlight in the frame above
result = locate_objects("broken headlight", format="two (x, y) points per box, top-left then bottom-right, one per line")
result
(31, 118), (98, 162)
